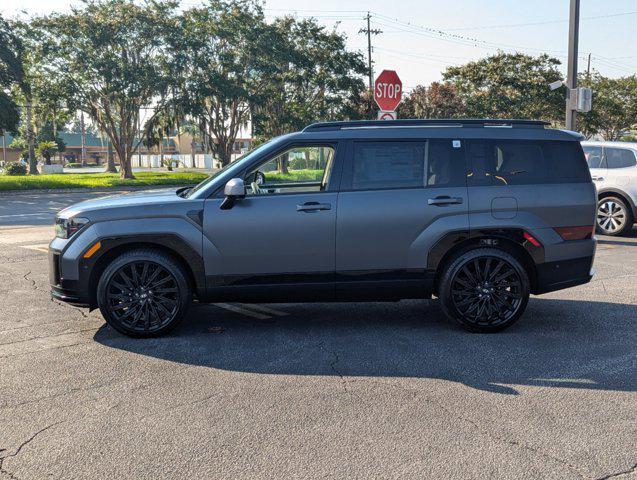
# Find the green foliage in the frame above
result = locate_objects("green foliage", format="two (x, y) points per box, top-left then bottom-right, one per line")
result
(4, 162), (27, 176)
(38, 0), (179, 178)
(0, 171), (208, 190)
(443, 53), (564, 124)
(398, 83), (465, 119)
(263, 169), (324, 183)
(578, 73), (637, 140)
(0, 15), (26, 136)
(251, 16), (367, 138)
(35, 139), (59, 163)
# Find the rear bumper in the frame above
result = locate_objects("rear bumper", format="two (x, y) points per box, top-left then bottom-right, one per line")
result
(533, 255), (595, 294)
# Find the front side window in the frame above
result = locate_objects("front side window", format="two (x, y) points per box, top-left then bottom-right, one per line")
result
(583, 146), (604, 168)
(605, 148), (637, 169)
(245, 145), (335, 195)
(351, 141), (425, 190)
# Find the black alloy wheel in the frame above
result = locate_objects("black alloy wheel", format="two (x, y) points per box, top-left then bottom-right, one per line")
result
(439, 248), (530, 332)
(97, 249), (190, 337)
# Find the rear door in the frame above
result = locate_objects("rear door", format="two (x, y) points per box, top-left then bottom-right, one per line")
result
(335, 138), (469, 299)
(583, 144), (607, 189)
(465, 139), (594, 242)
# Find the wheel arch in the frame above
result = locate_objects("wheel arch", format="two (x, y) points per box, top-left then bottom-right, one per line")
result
(86, 235), (204, 309)
(428, 230), (541, 295)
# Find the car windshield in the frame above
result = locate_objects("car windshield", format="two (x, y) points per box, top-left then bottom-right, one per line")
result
(184, 141), (273, 198)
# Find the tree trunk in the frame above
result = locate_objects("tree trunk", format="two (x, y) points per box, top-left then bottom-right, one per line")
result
(80, 112), (87, 167)
(105, 142), (117, 173)
(278, 152), (289, 174)
(190, 139), (196, 168)
(25, 102), (37, 175)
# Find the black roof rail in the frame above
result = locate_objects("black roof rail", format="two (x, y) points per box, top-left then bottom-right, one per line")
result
(303, 118), (549, 132)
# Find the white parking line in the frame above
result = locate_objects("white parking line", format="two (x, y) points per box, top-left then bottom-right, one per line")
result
(214, 303), (272, 320)
(21, 243), (49, 253)
(237, 303), (289, 316)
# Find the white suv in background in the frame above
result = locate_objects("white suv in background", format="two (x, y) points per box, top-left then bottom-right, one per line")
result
(582, 141), (637, 236)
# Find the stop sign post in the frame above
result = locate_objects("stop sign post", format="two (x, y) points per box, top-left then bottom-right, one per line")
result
(374, 70), (402, 114)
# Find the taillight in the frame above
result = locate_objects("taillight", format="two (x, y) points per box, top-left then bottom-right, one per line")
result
(554, 226), (594, 241)
(523, 231), (541, 247)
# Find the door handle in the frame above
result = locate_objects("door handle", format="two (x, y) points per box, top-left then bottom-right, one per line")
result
(591, 176), (604, 181)
(297, 202), (332, 212)
(428, 196), (464, 206)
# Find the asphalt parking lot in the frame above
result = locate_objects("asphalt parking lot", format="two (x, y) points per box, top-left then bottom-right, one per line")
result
(1, 191), (636, 479)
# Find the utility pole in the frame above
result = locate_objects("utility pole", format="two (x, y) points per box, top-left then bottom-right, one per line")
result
(359, 12), (382, 113)
(565, 0), (580, 130)
(586, 52), (591, 75)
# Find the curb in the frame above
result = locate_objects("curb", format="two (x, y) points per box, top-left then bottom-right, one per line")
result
(0, 185), (190, 197)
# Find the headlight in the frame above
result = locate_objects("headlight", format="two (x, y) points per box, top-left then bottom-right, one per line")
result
(55, 217), (89, 239)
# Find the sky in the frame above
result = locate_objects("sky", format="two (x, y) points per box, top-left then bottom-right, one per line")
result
(3, 0), (636, 93)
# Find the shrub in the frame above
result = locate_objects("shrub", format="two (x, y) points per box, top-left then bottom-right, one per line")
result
(67, 162), (82, 168)
(86, 162), (98, 167)
(4, 163), (28, 176)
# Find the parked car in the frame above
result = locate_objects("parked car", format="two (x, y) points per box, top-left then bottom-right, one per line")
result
(581, 141), (637, 236)
(50, 119), (596, 337)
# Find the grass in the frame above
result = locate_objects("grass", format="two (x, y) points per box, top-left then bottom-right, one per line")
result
(0, 171), (210, 191)
(264, 169), (324, 182)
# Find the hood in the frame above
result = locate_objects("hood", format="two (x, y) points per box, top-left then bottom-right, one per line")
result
(58, 188), (183, 219)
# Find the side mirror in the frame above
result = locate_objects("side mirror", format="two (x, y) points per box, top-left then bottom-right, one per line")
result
(220, 178), (246, 210)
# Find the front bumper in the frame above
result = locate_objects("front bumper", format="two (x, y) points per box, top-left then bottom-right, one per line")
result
(49, 248), (90, 308)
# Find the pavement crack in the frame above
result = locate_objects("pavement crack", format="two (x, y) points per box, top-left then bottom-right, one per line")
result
(0, 421), (64, 479)
(594, 462), (637, 480)
(317, 342), (362, 402)
(50, 297), (89, 318)
(21, 271), (37, 291)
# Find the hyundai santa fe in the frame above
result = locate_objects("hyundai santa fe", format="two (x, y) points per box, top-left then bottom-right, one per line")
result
(50, 119), (597, 337)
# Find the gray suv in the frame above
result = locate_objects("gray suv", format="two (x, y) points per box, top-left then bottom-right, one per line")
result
(582, 141), (637, 236)
(50, 119), (596, 337)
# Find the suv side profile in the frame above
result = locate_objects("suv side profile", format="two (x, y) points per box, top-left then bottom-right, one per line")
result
(582, 141), (637, 236)
(50, 119), (596, 337)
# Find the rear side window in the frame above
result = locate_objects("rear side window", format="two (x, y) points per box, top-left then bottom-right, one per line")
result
(583, 145), (604, 168)
(605, 148), (637, 169)
(351, 141), (425, 190)
(467, 140), (589, 186)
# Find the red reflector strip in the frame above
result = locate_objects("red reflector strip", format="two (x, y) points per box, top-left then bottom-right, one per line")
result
(523, 232), (541, 247)
(554, 226), (594, 241)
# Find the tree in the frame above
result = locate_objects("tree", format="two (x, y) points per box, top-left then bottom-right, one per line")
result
(398, 82), (465, 119)
(251, 16), (367, 140)
(443, 53), (564, 124)
(39, 0), (178, 178)
(35, 140), (59, 164)
(578, 72), (637, 140)
(170, 0), (276, 167)
(0, 15), (22, 135)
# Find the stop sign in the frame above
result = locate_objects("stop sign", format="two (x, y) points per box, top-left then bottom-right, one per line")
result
(374, 70), (402, 111)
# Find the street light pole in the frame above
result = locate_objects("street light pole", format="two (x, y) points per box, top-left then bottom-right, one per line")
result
(565, 0), (580, 130)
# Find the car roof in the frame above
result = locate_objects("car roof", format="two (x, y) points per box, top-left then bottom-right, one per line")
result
(287, 119), (583, 142)
(581, 140), (637, 149)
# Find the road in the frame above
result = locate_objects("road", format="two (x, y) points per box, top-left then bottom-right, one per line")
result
(0, 191), (636, 479)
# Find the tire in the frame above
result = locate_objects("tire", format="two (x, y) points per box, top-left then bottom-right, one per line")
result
(97, 248), (191, 337)
(596, 196), (633, 236)
(438, 248), (530, 333)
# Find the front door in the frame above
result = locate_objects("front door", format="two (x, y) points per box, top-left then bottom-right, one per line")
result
(202, 144), (339, 302)
(335, 139), (469, 299)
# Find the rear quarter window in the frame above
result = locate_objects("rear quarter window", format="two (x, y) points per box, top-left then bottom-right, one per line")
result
(467, 140), (590, 186)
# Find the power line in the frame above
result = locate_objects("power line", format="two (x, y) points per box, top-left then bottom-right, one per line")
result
(444, 10), (637, 31)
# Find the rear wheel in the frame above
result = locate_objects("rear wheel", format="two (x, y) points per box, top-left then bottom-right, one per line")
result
(439, 248), (530, 333)
(97, 249), (191, 337)
(596, 196), (633, 236)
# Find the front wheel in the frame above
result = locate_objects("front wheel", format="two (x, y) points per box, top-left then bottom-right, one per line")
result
(97, 249), (191, 337)
(438, 248), (530, 333)
(596, 196), (633, 236)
